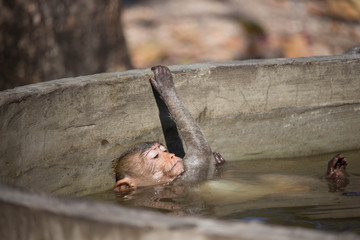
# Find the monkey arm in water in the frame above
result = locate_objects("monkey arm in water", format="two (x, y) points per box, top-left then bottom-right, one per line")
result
(150, 65), (224, 183)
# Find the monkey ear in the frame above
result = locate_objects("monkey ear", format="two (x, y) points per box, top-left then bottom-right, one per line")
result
(113, 177), (137, 193)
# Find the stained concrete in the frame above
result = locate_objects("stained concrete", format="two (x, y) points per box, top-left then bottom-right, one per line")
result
(0, 55), (360, 239)
(1, 183), (359, 240)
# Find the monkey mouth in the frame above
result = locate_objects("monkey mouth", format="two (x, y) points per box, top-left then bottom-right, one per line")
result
(169, 160), (184, 174)
(170, 160), (180, 170)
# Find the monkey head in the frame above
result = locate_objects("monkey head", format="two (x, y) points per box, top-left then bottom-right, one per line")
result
(113, 142), (184, 193)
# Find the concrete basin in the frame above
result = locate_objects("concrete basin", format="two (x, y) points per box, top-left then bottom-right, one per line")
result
(1, 55), (359, 239)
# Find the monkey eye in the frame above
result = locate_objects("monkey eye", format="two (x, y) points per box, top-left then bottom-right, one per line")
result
(148, 150), (159, 159)
(159, 145), (167, 152)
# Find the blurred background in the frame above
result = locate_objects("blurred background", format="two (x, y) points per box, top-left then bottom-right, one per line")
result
(1, 0), (360, 90)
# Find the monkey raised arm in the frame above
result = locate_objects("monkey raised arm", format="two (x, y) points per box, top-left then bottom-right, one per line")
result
(150, 81), (185, 158)
(150, 65), (222, 182)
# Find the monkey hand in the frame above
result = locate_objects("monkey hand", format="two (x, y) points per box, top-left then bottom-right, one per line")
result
(150, 65), (176, 97)
(213, 151), (225, 166)
(327, 153), (348, 179)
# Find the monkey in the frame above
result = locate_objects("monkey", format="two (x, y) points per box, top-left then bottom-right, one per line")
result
(113, 65), (225, 193)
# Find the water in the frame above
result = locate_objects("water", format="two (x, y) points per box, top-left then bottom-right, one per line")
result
(86, 150), (360, 234)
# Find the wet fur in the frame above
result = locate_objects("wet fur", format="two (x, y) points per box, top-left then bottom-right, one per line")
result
(150, 66), (215, 183)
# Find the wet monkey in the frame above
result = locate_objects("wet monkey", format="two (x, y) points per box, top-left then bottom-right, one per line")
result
(113, 66), (224, 192)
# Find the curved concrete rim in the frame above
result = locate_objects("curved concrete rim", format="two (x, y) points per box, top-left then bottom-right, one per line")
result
(1, 54), (359, 106)
(1, 183), (359, 240)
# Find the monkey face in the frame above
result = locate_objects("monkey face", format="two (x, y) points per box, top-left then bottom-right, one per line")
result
(143, 143), (184, 182)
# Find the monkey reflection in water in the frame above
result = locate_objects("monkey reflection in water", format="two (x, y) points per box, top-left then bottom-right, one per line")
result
(112, 65), (352, 213)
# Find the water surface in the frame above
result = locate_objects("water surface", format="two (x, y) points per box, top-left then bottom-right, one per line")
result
(86, 150), (360, 233)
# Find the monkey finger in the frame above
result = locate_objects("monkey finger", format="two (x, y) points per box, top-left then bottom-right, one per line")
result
(213, 151), (225, 165)
(329, 154), (340, 167)
(151, 65), (161, 71)
(151, 65), (165, 76)
(149, 77), (160, 91)
(160, 65), (171, 74)
(338, 157), (348, 169)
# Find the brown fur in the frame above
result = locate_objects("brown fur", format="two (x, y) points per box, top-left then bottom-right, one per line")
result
(113, 142), (184, 192)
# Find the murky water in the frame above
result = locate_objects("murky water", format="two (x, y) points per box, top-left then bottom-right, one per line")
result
(86, 150), (360, 234)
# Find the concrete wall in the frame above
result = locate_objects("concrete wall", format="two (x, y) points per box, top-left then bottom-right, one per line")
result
(1, 55), (360, 196)
(0, 55), (360, 239)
